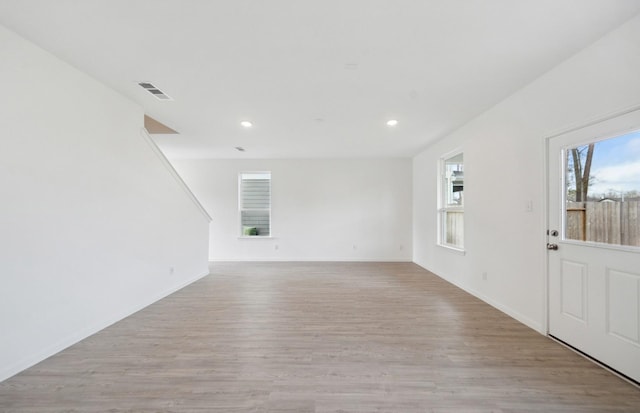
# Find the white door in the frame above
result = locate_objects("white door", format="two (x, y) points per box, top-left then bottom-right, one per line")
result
(548, 108), (640, 383)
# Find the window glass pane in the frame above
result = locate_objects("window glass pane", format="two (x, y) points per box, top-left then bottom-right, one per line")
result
(564, 130), (640, 247)
(241, 210), (270, 236)
(443, 210), (464, 248)
(240, 174), (271, 209)
(444, 154), (464, 207)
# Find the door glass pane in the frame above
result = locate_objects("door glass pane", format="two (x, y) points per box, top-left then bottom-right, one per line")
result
(564, 130), (640, 247)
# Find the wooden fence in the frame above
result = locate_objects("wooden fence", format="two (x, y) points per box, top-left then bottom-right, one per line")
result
(566, 201), (640, 246)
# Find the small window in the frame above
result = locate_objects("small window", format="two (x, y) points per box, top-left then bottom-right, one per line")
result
(239, 172), (271, 237)
(438, 152), (464, 249)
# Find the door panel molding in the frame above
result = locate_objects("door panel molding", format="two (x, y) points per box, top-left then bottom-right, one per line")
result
(606, 268), (640, 346)
(560, 260), (588, 323)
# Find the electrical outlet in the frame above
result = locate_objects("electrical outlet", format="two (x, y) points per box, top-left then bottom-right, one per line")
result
(482, 272), (488, 280)
(169, 266), (175, 275)
(275, 244), (279, 250)
(353, 244), (357, 250)
(400, 244), (404, 250)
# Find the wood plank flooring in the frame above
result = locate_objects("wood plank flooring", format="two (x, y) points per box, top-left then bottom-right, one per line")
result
(1, 262), (639, 412)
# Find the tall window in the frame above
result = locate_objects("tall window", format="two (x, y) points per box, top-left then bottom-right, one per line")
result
(438, 152), (464, 249)
(239, 172), (271, 237)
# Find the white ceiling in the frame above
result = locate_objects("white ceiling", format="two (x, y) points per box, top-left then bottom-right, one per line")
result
(1, 1), (639, 159)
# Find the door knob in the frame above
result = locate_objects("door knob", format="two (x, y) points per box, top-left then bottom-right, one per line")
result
(547, 243), (559, 250)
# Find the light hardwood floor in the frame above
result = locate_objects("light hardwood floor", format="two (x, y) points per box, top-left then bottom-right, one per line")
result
(1, 262), (639, 412)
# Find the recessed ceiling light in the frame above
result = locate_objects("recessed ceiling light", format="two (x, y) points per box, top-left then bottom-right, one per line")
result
(240, 121), (253, 128)
(386, 119), (398, 127)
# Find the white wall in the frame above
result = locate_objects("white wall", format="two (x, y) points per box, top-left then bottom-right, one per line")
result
(0, 25), (210, 381)
(413, 15), (640, 333)
(172, 159), (412, 261)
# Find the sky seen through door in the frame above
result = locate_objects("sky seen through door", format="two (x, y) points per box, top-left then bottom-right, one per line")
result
(583, 130), (640, 197)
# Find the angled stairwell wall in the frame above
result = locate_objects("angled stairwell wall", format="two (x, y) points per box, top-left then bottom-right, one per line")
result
(0, 24), (210, 381)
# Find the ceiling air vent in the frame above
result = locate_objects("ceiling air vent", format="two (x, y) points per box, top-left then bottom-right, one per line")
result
(138, 82), (173, 101)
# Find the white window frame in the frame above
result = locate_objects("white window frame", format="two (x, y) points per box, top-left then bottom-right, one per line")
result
(437, 150), (465, 252)
(238, 171), (272, 238)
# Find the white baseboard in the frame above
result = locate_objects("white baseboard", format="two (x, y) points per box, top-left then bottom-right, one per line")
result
(462, 283), (543, 333)
(0, 269), (209, 383)
(413, 262), (544, 334)
(209, 257), (412, 262)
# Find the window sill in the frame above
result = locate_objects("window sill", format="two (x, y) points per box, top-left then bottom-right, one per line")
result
(238, 236), (275, 240)
(437, 244), (466, 255)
